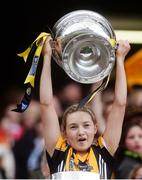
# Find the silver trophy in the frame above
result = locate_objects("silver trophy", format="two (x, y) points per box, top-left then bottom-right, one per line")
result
(52, 10), (116, 85)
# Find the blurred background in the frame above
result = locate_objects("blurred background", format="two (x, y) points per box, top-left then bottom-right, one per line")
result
(0, 0), (142, 178)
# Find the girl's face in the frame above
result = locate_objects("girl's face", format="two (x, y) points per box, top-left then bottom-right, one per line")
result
(125, 125), (142, 155)
(65, 111), (97, 155)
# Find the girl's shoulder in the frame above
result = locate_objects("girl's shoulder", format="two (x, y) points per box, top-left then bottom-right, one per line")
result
(55, 135), (69, 152)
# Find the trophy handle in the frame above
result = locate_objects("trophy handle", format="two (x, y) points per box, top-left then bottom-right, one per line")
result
(77, 74), (110, 109)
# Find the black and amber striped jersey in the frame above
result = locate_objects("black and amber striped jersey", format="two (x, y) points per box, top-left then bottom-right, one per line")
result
(46, 136), (114, 179)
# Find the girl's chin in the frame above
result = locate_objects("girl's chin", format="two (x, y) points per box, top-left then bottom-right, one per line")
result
(75, 147), (90, 153)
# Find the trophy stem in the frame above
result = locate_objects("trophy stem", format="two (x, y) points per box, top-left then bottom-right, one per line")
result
(77, 74), (110, 109)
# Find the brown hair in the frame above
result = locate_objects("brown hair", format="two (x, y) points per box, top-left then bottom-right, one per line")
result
(119, 114), (142, 148)
(61, 104), (96, 133)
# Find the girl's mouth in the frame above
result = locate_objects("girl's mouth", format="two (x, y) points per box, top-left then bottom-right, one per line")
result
(78, 138), (86, 142)
(134, 145), (141, 150)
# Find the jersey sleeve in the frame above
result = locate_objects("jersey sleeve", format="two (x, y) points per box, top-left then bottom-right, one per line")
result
(46, 135), (68, 174)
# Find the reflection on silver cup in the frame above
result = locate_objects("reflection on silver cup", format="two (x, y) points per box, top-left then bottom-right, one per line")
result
(52, 10), (116, 84)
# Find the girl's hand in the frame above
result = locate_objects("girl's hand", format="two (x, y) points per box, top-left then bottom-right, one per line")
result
(116, 40), (131, 59)
(42, 36), (53, 57)
(54, 37), (62, 54)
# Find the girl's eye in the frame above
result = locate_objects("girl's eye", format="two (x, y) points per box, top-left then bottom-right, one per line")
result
(127, 136), (134, 139)
(70, 126), (77, 129)
(84, 124), (90, 127)
(139, 135), (142, 138)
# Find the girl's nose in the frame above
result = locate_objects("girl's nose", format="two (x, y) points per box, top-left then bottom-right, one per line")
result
(78, 126), (85, 135)
(134, 136), (141, 143)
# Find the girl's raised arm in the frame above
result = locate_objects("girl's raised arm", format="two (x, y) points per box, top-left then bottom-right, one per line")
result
(103, 40), (131, 155)
(40, 37), (61, 156)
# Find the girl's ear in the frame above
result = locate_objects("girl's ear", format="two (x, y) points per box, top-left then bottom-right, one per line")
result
(62, 130), (67, 140)
(94, 124), (98, 135)
(62, 131), (70, 145)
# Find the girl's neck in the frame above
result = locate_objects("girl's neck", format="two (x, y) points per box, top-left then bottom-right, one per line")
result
(75, 151), (89, 163)
(77, 151), (88, 157)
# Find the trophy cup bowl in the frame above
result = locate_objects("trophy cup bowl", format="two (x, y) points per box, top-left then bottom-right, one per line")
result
(52, 10), (116, 84)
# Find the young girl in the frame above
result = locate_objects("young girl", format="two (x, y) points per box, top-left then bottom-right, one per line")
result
(40, 36), (130, 179)
(114, 113), (142, 179)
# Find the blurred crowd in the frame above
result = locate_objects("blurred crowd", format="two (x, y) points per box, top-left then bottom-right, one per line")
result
(0, 81), (142, 179)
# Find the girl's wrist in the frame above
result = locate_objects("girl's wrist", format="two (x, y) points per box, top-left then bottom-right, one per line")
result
(44, 53), (52, 58)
